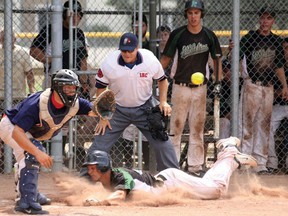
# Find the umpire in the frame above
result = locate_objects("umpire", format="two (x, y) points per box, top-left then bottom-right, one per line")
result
(90, 32), (179, 171)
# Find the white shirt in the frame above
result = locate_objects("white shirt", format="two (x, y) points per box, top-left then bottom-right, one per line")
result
(96, 49), (165, 107)
(0, 44), (33, 99)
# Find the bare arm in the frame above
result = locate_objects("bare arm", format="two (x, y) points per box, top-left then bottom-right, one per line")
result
(84, 190), (127, 206)
(157, 79), (171, 116)
(275, 67), (288, 99)
(30, 47), (51, 64)
(213, 57), (223, 81)
(12, 125), (53, 168)
(25, 69), (36, 94)
(160, 55), (172, 70)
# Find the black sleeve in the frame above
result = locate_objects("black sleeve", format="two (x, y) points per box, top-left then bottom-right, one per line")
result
(30, 25), (50, 51)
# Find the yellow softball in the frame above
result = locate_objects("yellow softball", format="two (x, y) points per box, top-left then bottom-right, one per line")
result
(191, 72), (204, 85)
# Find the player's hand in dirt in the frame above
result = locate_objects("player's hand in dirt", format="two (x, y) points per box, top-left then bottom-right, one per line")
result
(94, 119), (112, 135)
(83, 197), (110, 206)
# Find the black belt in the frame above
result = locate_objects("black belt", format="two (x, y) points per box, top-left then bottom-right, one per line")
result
(156, 174), (167, 181)
(174, 80), (207, 88)
(251, 79), (272, 87)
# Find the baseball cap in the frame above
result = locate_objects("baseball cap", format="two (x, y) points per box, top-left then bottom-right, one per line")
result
(156, 25), (171, 34)
(119, 32), (139, 51)
(258, 6), (276, 18)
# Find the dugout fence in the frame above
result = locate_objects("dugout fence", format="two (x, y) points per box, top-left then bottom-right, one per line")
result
(0, 0), (288, 175)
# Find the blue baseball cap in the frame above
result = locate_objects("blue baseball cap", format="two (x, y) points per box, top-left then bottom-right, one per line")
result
(119, 32), (139, 51)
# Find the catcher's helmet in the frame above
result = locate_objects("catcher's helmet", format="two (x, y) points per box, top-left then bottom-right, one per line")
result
(82, 150), (111, 173)
(184, 0), (205, 18)
(51, 69), (81, 107)
(63, 0), (83, 20)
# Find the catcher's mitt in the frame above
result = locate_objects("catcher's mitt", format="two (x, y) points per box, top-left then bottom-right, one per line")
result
(146, 105), (169, 141)
(92, 89), (116, 120)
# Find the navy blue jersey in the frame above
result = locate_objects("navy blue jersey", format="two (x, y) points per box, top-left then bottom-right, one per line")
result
(162, 26), (222, 83)
(5, 91), (92, 132)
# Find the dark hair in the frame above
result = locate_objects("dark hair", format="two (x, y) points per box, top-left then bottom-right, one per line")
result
(63, 0), (83, 20)
(258, 6), (276, 18)
(284, 37), (288, 43)
(132, 13), (148, 26)
(156, 25), (171, 34)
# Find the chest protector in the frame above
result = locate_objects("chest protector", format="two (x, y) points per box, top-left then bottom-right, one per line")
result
(29, 88), (79, 140)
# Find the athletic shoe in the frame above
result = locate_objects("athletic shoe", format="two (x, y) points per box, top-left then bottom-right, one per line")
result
(37, 193), (51, 205)
(216, 137), (257, 168)
(216, 136), (241, 150)
(14, 206), (49, 215)
(234, 152), (257, 168)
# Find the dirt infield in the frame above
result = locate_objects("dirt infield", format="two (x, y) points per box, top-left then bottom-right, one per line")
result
(1, 171), (288, 216)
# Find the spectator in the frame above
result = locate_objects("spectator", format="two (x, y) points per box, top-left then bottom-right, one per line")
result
(156, 25), (173, 100)
(0, 28), (36, 112)
(30, 0), (89, 98)
(267, 37), (288, 174)
(238, 6), (288, 174)
(132, 13), (149, 50)
(82, 137), (257, 204)
(160, 0), (222, 177)
(0, 69), (100, 214)
(156, 25), (171, 58)
(90, 32), (179, 171)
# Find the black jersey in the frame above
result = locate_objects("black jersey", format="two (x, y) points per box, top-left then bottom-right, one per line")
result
(240, 30), (284, 83)
(162, 26), (222, 83)
(110, 168), (159, 194)
(31, 24), (88, 72)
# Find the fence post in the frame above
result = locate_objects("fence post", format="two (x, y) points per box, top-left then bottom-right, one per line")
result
(231, 0), (240, 137)
(3, 0), (13, 174)
(50, 0), (63, 172)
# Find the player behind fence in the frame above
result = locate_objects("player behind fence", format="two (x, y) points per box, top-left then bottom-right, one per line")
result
(238, 6), (288, 174)
(82, 137), (257, 205)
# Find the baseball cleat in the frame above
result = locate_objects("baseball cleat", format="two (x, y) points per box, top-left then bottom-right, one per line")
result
(14, 206), (49, 215)
(37, 193), (51, 205)
(234, 152), (258, 167)
(216, 136), (241, 150)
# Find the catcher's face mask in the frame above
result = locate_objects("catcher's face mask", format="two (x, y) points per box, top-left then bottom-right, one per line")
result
(57, 84), (80, 107)
(52, 69), (81, 107)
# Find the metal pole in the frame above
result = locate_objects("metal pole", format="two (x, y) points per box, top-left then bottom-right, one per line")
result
(3, 0), (13, 174)
(68, 0), (76, 170)
(148, 0), (157, 173)
(44, 0), (50, 89)
(137, 0), (143, 170)
(50, 0), (63, 172)
(231, 0), (240, 137)
(149, 0), (157, 55)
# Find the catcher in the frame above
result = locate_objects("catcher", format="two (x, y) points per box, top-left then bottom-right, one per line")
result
(0, 69), (115, 215)
(82, 137), (257, 206)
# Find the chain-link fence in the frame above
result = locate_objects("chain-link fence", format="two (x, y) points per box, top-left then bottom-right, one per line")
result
(0, 0), (288, 175)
